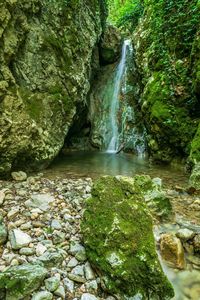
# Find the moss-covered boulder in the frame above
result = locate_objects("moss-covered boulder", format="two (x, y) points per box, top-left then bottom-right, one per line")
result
(99, 24), (122, 65)
(81, 176), (174, 300)
(0, 264), (48, 300)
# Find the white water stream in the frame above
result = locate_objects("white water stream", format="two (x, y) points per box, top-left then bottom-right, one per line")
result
(106, 39), (132, 153)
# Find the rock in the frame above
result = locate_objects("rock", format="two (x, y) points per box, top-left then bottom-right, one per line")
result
(51, 219), (62, 230)
(54, 285), (65, 299)
(25, 194), (54, 212)
(82, 176), (174, 299)
(100, 25), (122, 65)
(0, 264), (48, 300)
(0, 190), (5, 205)
(133, 174), (173, 221)
(45, 277), (60, 292)
(11, 171), (27, 181)
(19, 247), (36, 256)
(0, 216), (7, 245)
(9, 229), (32, 250)
(7, 207), (20, 219)
(84, 262), (95, 280)
(81, 293), (98, 300)
(160, 233), (185, 269)
(63, 277), (74, 294)
(36, 243), (47, 256)
(189, 163), (200, 189)
(68, 273), (86, 284)
(32, 291), (53, 300)
(85, 280), (98, 293)
(36, 250), (64, 268)
(69, 242), (87, 262)
(193, 234), (200, 252)
(67, 257), (78, 268)
(176, 228), (195, 241)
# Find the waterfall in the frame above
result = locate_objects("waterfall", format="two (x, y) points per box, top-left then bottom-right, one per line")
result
(106, 39), (131, 153)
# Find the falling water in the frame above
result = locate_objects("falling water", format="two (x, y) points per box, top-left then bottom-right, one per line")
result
(106, 39), (131, 153)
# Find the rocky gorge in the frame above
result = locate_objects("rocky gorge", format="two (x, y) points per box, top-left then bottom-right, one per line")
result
(1, 0), (200, 299)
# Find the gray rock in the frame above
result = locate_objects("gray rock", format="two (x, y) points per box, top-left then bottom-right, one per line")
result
(45, 277), (60, 292)
(32, 291), (53, 300)
(19, 247), (36, 256)
(71, 265), (85, 277)
(176, 228), (195, 241)
(67, 257), (78, 268)
(36, 250), (64, 268)
(11, 171), (27, 181)
(0, 216), (7, 245)
(81, 293), (98, 300)
(0, 264), (48, 299)
(52, 230), (65, 244)
(63, 277), (74, 293)
(54, 285), (65, 299)
(84, 262), (95, 280)
(25, 194), (54, 212)
(69, 242), (87, 262)
(85, 280), (98, 292)
(9, 229), (32, 250)
(51, 219), (62, 230)
(68, 273), (86, 284)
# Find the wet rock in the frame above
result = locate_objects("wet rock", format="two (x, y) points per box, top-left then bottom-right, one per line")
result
(9, 229), (32, 250)
(25, 194), (54, 212)
(45, 277), (60, 292)
(0, 264), (48, 299)
(160, 233), (185, 269)
(0, 216), (7, 245)
(32, 291), (53, 300)
(82, 176), (174, 299)
(176, 228), (195, 241)
(11, 171), (27, 181)
(100, 25), (122, 65)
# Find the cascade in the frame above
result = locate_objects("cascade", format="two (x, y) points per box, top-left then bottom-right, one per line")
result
(106, 39), (131, 153)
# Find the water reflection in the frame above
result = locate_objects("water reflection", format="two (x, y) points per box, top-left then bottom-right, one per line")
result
(44, 151), (188, 187)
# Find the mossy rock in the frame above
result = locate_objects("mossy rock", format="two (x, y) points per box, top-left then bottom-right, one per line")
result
(81, 176), (174, 300)
(189, 163), (200, 189)
(0, 264), (48, 300)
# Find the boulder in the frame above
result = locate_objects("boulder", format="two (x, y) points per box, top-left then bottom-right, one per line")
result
(100, 25), (122, 65)
(0, 264), (48, 300)
(160, 233), (185, 269)
(81, 176), (174, 299)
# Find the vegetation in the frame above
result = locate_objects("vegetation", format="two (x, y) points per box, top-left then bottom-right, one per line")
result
(107, 0), (144, 31)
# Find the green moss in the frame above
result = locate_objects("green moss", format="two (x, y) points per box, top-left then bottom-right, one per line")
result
(82, 176), (174, 299)
(190, 122), (200, 163)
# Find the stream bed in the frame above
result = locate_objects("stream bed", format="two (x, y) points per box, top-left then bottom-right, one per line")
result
(43, 151), (200, 300)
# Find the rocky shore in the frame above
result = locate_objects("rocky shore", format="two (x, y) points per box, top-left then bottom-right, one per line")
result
(0, 172), (200, 299)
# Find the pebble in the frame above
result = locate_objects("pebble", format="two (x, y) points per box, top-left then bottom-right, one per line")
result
(36, 243), (47, 256)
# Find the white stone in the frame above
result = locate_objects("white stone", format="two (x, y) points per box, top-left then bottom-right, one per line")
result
(0, 191), (5, 205)
(54, 285), (65, 299)
(84, 262), (95, 280)
(9, 229), (32, 250)
(67, 257), (78, 268)
(81, 293), (98, 300)
(63, 277), (74, 293)
(36, 243), (47, 256)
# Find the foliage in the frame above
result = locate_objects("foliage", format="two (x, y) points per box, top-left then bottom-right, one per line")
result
(107, 0), (144, 31)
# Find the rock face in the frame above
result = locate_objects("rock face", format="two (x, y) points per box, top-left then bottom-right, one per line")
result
(82, 176), (174, 299)
(133, 1), (200, 163)
(0, 264), (48, 300)
(0, 0), (107, 177)
(99, 24), (122, 65)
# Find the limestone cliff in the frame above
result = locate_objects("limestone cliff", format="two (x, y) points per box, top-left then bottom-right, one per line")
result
(133, 0), (200, 164)
(0, 0), (106, 177)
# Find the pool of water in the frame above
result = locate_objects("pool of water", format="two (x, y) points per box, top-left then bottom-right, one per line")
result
(44, 151), (188, 187)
